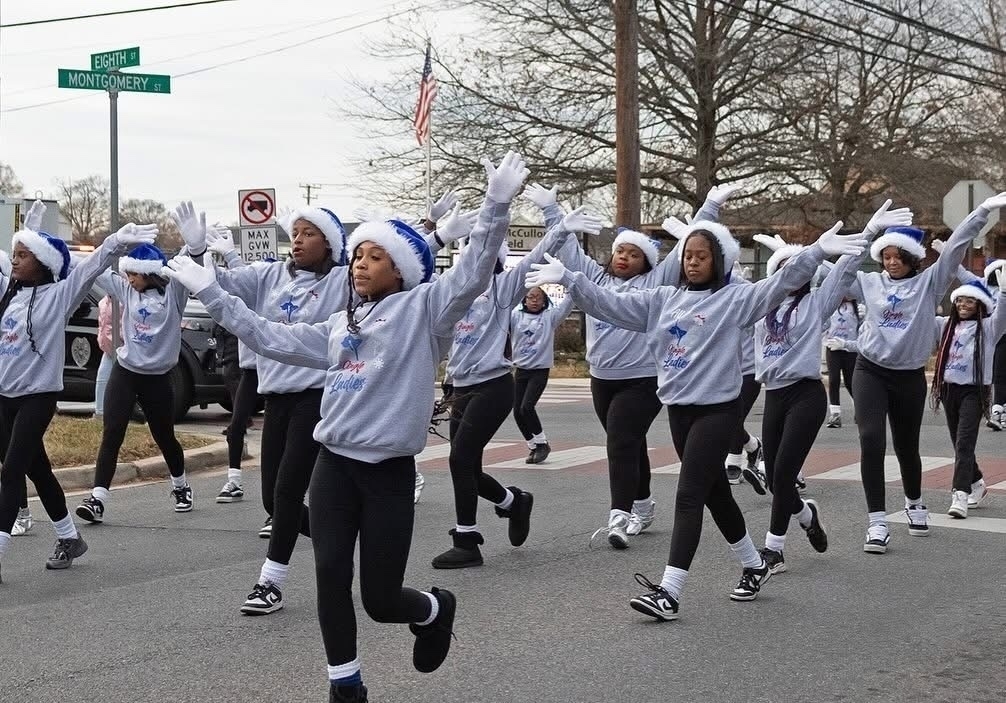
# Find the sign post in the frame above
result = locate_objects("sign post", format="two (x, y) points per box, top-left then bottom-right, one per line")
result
(238, 189), (278, 262)
(943, 180), (999, 254)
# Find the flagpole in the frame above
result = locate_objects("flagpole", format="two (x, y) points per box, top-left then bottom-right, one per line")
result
(425, 113), (432, 213)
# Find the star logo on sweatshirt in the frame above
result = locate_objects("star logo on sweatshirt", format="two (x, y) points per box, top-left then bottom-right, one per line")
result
(371, 355), (385, 370)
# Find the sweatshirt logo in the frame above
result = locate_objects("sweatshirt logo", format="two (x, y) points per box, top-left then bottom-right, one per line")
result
(662, 323), (691, 369)
(137, 307), (152, 324)
(0, 316), (19, 355)
(280, 298), (300, 323)
(340, 333), (363, 360)
(879, 293), (909, 330)
(330, 334), (369, 393)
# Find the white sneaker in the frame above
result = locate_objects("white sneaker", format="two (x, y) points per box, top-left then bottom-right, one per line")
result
(626, 499), (655, 536)
(11, 508), (33, 536)
(863, 523), (890, 554)
(968, 478), (988, 508)
(905, 504), (929, 536)
(948, 491), (969, 519)
(414, 471), (425, 505)
(590, 513), (629, 550)
(987, 406), (1004, 431)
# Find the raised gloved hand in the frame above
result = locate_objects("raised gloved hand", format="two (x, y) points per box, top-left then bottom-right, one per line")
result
(705, 184), (739, 206)
(661, 215), (689, 239)
(112, 223), (159, 246)
(753, 233), (791, 252)
(172, 201), (207, 254)
(560, 206), (603, 235)
(522, 183), (558, 210)
(864, 199), (913, 236)
(428, 190), (458, 222)
(930, 238), (945, 254)
(206, 224), (236, 255)
(825, 337), (847, 351)
(817, 222), (867, 257)
(484, 151), (530, 203)
(436, 204), (479, 245)
(24, 199), (46, 231)
(980, 191), (1006, 211)
(525, 252), (567, 288)
(162, 255), (216, 295)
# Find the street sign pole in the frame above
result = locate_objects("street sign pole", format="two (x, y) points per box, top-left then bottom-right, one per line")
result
(109, 77), (122, 349)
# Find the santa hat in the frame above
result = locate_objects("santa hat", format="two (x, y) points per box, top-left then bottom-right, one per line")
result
(678, 220), (741, 273)
(753, 233), (806, 277)
(950, 279), (995, 312)
(346, 219), (434, 290)
(870, 225), (926, 262)
(286, 207), (347, 264)
(120, 243), (167, 275)
(612, 228), (660, 268)
(983, 258), (1004, 282)
(12, 229), (71, 281)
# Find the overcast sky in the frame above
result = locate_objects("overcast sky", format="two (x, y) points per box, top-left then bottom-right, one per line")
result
(0, 0), (470, 225)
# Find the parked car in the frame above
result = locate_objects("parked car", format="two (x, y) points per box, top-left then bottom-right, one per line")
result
(61, 283), (231, 421)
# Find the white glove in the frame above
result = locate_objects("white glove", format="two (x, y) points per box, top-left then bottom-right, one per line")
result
(661, 215), (689, 239)
(207, 224), (236, 255)
(706, 184), (739, 206)
(817, 222), (867, 257)
(753, 233), (790, 252)
(483, 151), (530, 203)
(864, 199), (913, 236)
(999, 267), (1006, 294)
(172, 201), (207, 253)
(0, 250), (10, 278)
(162, 255), (216, 295)
(24, 199), (46, 231)
(113, 223), (159, 246)
(436, 205), (478, 245)
(930, 238), (945, 254)
(825, 337), (847, 351)
(560, 206), (603, 235)
(428, 190), (458, 222)
(522, 183), (558, 210)
(525, 252), (567, 288)
(979, 191), (1006, 211)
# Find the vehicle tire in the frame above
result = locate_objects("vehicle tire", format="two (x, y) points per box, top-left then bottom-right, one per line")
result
(219, 398), (233, 412)
(170, 364), (193, 423)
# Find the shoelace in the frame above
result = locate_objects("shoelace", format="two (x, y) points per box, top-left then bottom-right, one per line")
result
(589, 517), (628, 547)
(634, 572), (664, 594)
(51, 538), (75, 560)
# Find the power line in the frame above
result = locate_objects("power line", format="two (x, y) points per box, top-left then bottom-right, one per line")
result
(0, 0), (241, 28)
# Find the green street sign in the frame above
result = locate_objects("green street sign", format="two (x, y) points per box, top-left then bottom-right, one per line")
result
(91, 47), (140, 72)
(58, 68), (170, 94)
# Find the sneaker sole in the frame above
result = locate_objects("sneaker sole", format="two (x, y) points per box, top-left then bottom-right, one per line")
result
(947, 509), (967, 519)
(863, 542), (888, 554)
(907, 526), (929, 536)
(74, 506), (103, 524)
(629, 598), (678, 621)
(726, 477), (741, 485)
(240, 602), (284, 616)
(741, 468), (767, 495)
(258, 530), (272, 539)
(968, 490), (988, 508)
(215, 495), (244, 503)
(608, 533), (629, 550)
(768, 563), (787, 574)
(431, 559), (484, 569)
(174, 505), (194, 513)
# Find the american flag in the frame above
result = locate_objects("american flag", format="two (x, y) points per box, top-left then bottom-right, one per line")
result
(413, 42), (438, 146)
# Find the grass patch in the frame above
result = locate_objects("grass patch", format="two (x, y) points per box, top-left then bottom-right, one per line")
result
(45, 415), (217, 468)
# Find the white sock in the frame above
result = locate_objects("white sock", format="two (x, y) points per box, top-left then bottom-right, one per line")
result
(92, 486), (111, 503)
(729, 533), (763, 568)
(633, 497), (653, 510)
(765, 531), (786, 552)
(416, 591), (439, 626)
(743, 436), (760, 453)
(228, 468), (242, 483)
(829, 404), (841, 414)
(327, 658), (361, 682)
(531, 432), (547, 445)
(660, 565), (687, 601)
(904, 496), (923, 509)
(526, 439), (536, 450)
(259, 558), (289, 588)
(455, 523), (480, 533)
(609, 509), (631, 523)
(725, 453), (742, 468)
(796, 501), (813, 528)
(496, 489), (514, 510)
(868, 510), (887, 527)
(0, 532), (11, 558)
(170, 474), (188, 489)
(52, 514), (78, 540)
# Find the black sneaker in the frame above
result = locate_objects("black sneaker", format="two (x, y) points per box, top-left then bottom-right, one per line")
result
(629, 573), (679, 621)
(258, 516), (272, 538)
(742, 465), (768, 496)
(528, 442), (551, 464)
(172, 486), (193, 513)
(330, 683), (368, 702)
(240, 582), (284, 615)
(802, 499), (828, 553)
(745, 438), (763, 473)
(759, 547), (787, 574)
(725, 465), (742, 485)
(729, 560), (772, 601)
(524, 448), (536, 465)
(75, 496), (105, 524)
(409, 587), (457, 673)
(431, 529), (484, 569)
(45, 536), (88, 570)
(494, 486), (534, 546)
(825, 412), (841, 428)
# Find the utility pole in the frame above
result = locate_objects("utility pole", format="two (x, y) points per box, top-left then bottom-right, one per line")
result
(300, 183), (321, 205)
(614, 0), (641, 229)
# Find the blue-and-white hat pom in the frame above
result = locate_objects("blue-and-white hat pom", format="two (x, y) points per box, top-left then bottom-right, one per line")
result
(11, 229), (71, 280)
(870, 225), (926, 263)
(120, 243), (168, 275)
(346, 219), (434, 290)
(286, 207), (347, 264)
(950, 279), (995, 312)
(678, 220), (741, 273)
(612, 228), (660, 268)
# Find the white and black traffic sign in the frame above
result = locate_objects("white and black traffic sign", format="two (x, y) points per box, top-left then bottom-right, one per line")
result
(943, 180), (999, 248)
(238, 188), (276, 227)
(240, 225), (279, 263)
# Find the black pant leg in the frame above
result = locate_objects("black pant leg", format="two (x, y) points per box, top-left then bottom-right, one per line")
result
(512, 369), (532, 440)
(767, 381), (826, 536)
(136, 372), (185, 479)
(947, 385), (983, 492)
(258, 394), (289, 516)
(227, 369), (259, 469)
(853, 358), (890, 512)
(94, 363), (139, 490)
(598, 376), (661, 511)
(826, 350), (843, 406)
(516, 368), (550, 438)
(887, 368), (926, 502)
(0, 394), (65, 531)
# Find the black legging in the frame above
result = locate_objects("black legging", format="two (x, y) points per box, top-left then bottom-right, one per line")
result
(728, 374), (762, 455)
(259, 388), (322, 563)
(0, 393), (67, 533)
(992, 337), (1006, 405)
(227, 369), (259, 469)
(665, 399), (747, 570)
(590, 375), (662, 512)
(942, 383), (986, 492)
(853, 357), (926, 512)
(762, 380), (826, 535)
(826, 349), (857, 406)
(513, 367), (550, 440)
(310, 449), (431, 668)
(449, 373), (511, 526)
(94, 363), (184, 489)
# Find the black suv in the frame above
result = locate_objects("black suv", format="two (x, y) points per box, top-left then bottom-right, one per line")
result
(61, 284), (231, 421)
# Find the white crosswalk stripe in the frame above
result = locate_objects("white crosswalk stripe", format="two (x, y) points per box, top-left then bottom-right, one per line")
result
(417, 442), (513, 463)
(885, 511), (1006, 534)
(487, 446), (608, 470)
(813, 456), (949, 482)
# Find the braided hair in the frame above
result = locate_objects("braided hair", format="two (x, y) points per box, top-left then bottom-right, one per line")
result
(931, 302), (989, 420)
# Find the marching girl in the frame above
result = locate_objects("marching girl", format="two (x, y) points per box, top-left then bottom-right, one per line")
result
(510, 285), (574, 463)
(848, 191), (1006, 554)
(164, 152), (527, 703)
(931, 277), (1006, 519)
(823, 296), (861, 428)
(527, 218), (866, 619)
(979, 259), (1006, 431)
(726, 280), (767, 494)
(0, 221), (158, 580)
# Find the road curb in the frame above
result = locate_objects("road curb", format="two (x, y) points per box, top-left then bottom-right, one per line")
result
(29, 440), (231, 497)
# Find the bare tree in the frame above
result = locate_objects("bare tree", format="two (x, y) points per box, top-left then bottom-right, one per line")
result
(118, 198), (182, 250)
(59, 175), (110, 243)
(0, 162), (23, 197)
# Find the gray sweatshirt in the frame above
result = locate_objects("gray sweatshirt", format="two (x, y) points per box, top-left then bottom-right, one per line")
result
(197, 198), (511, 463)
(826, 301), (861, 344)
(561, 243), (826, 405)
(937, 293), (1006, 385)
(0, 235), (126, 397)
(510, 293), (575, 370)
(850, 207), (989, 370)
